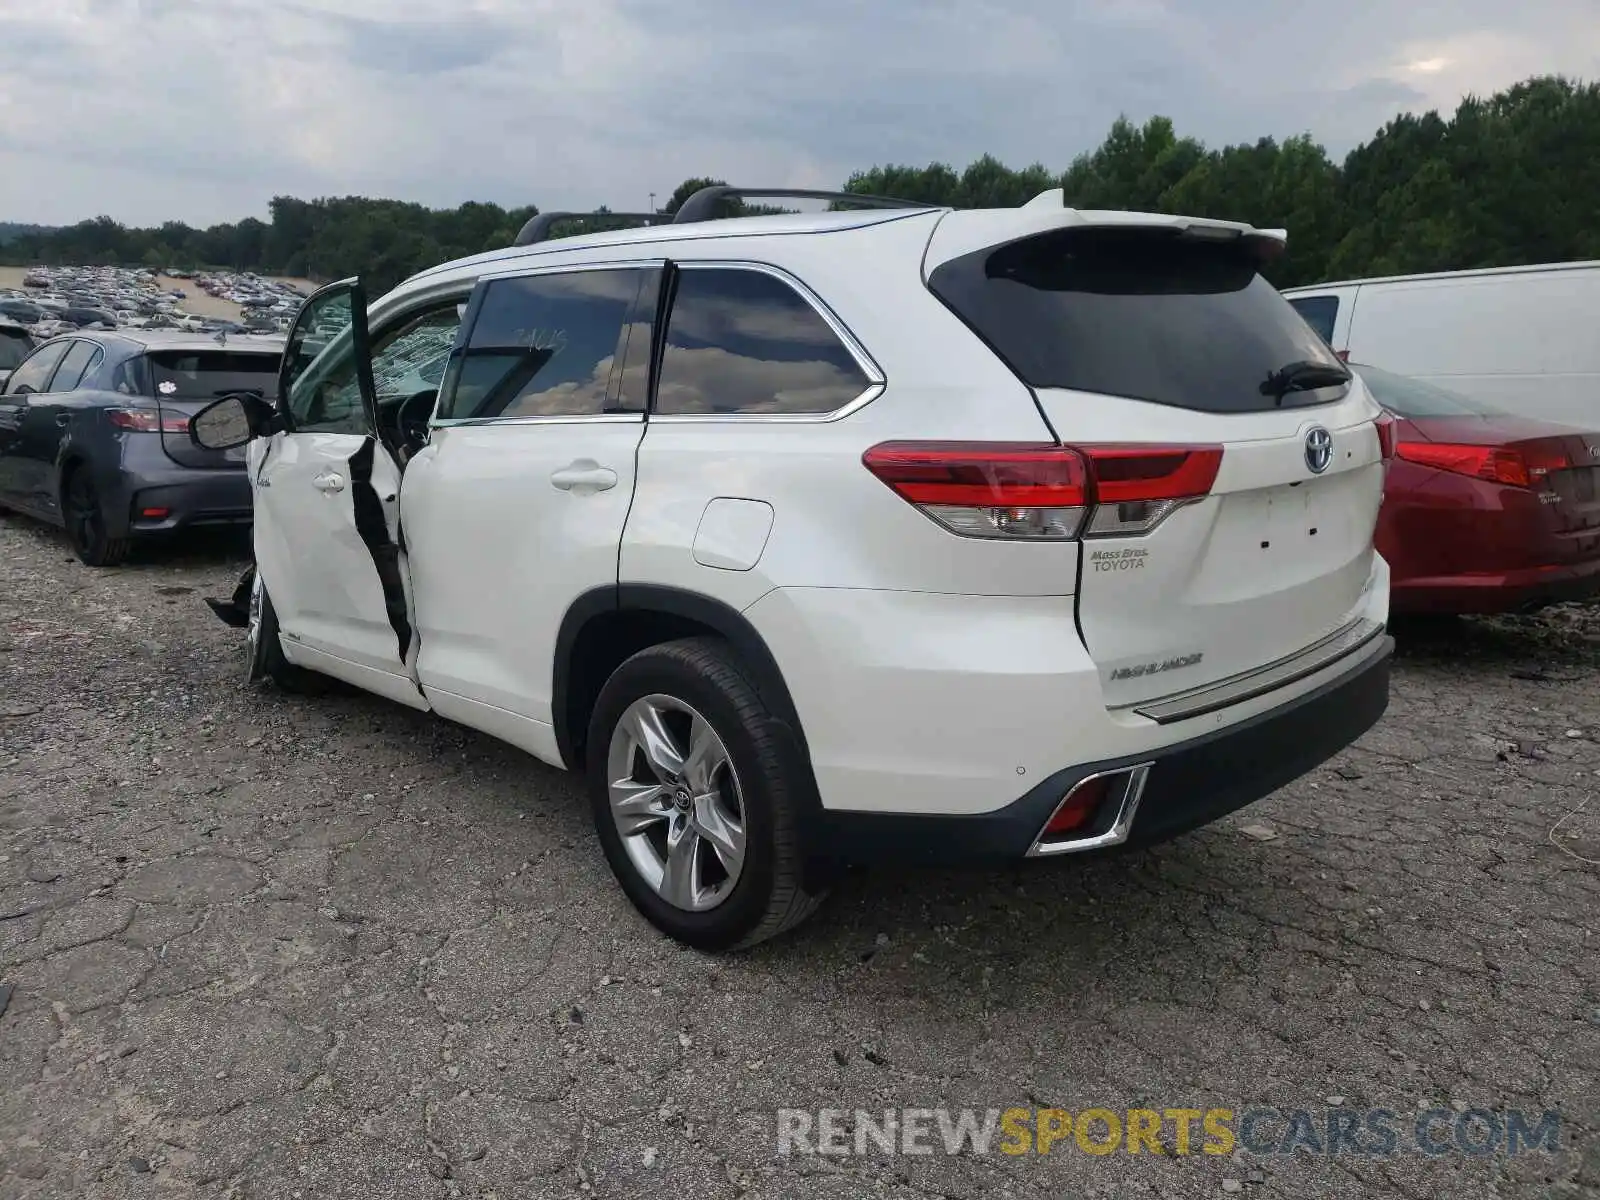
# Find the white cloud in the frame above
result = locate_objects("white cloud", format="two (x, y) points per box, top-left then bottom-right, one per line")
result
(0, 0), (1594, 227)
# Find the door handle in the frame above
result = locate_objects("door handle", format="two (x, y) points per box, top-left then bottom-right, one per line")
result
(550, 462), (618, 493)
(55, 414), (71, 427)
(313, 471), (347, 494)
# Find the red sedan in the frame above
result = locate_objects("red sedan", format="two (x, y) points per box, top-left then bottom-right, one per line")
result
(1353, 363), (1600, 614)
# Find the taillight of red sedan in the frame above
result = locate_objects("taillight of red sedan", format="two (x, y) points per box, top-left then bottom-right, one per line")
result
(1393, 440), (1573, 488)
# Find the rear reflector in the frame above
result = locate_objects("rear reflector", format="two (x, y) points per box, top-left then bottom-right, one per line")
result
(1396, 441), (1572, 488)
(140, 507), (170, 519)
(863, 441), (1221, 541)
(1042, 775), (1108, 836)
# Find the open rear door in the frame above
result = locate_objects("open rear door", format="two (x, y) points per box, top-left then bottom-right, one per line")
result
(252, 278), (425, 708)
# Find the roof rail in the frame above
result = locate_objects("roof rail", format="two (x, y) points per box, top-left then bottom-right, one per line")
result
(511, 211), (671, 247)
(671, 187), (932, 225)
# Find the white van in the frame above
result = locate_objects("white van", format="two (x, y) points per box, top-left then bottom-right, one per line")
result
(1282, 261), (1600, 429)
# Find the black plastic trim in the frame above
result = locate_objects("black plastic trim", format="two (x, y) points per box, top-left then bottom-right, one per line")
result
(673, 187), (931, 225)
(552, 584), (813, 764)
(513, 212), (671, 247)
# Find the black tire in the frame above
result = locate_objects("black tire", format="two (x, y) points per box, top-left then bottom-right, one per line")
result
(585, 637), (826, 951)
(248, 578), (330, 695)
(62, 467), (131, 567)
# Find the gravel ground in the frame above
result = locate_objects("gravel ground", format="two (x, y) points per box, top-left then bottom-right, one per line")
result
(0, 512), (1596, 1200)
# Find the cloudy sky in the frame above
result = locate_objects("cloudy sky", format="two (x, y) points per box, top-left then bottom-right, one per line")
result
(1, 0), (1596, 228)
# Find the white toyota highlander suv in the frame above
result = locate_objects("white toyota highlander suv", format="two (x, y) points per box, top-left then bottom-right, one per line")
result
(192, 186), (1395, 950)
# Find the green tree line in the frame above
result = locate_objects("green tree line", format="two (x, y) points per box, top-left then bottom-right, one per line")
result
(4, 75), (1596, 294)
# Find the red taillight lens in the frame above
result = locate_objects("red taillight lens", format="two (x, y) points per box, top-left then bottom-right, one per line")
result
(1374, 413), (1397, 462)
(1085, 445), (1223, 503)
(108, 408), (160, 432)
(1395, 441), (1571, 488)
(108, 408), (188, 434)
(862, 442), (1089, 507)
(862, 442), (1089, 540)
(863, 441), (1223, 540)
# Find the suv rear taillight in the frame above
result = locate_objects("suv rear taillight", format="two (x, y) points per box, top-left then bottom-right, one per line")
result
(108, 407), (188, 433)
(1374, 412), (1397, 462)
(863, 441), (1221, 541)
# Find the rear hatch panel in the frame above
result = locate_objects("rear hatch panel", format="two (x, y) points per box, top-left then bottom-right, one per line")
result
(145, 347), (279, 469)
(926, 215), (1386, 709)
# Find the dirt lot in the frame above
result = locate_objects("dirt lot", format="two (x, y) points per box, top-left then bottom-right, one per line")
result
(0, 513), (1596, 1200)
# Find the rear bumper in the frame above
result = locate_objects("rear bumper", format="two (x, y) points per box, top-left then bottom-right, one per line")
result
(807, 632), (1393, 872)
(1393, 558), (1600, 614)
(120, 469), (252, 536)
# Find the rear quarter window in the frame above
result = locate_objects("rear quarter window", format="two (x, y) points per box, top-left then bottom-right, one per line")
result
(654, 267), (871, 416)
(928, 226), (1348, 413)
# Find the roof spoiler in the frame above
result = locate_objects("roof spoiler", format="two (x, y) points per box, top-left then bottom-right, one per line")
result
(511, 211), (671, 247)
(672, 186), (931, 225)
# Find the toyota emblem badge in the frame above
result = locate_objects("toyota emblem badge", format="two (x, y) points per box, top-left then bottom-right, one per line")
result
(1304, 426), (1333, 474)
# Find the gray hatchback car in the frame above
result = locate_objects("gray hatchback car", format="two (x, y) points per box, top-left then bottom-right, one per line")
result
(0, 330), (284, 565)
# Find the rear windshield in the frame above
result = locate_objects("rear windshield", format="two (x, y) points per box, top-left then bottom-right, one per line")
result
(928, 227), (1348, 412)
(146, 350), (279, 401)
(1353, 362), (1507, 418)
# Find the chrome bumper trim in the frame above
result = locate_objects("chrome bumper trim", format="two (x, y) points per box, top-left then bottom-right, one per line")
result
(1026, 763), (1153, 857)
(1127, 618), (1387, 725)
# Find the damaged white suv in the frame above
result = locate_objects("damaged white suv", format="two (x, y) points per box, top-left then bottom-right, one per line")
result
(194, 186), (1395, 950)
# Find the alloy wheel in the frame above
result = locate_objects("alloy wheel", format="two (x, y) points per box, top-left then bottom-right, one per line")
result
(605, 694), (747, 912)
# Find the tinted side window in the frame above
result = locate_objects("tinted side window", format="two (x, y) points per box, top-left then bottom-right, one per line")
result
(655, 268), (870, 416)
(1289, 295), (1339, 345)
(285, 287), (368, 435)
(441, 269), (647, 421)
(5, 342), (69, 395)
(48, 341), (102, 392)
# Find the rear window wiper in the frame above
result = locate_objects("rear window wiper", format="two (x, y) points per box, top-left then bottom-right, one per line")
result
(1260, 360), (1351, 404)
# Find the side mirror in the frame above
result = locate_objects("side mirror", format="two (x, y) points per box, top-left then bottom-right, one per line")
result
(190, 392), (275, 451)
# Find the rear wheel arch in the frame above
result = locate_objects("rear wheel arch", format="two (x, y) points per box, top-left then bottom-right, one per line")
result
(56, 453), (88, 510)
(554, 585), (814, 777)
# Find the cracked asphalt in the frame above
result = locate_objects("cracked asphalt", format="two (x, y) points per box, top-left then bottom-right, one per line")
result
(0, 511), (1597, 1200)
